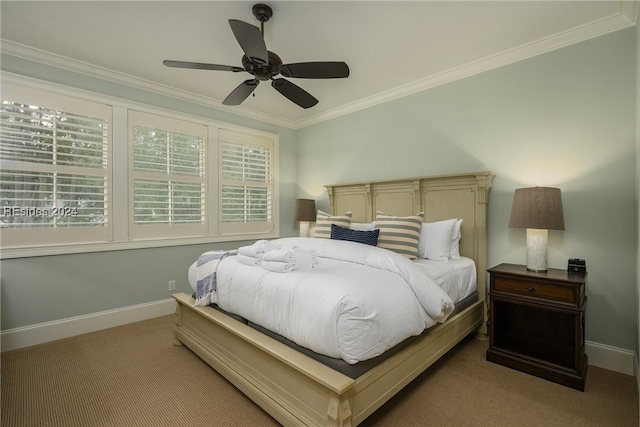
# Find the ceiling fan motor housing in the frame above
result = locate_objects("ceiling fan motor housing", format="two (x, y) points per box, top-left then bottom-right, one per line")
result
(242, 51), (282, 80)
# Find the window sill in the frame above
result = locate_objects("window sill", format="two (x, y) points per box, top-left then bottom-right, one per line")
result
(0, 233), (280, 259)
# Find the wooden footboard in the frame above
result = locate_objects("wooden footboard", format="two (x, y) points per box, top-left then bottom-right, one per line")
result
(173, 292), (484, 426)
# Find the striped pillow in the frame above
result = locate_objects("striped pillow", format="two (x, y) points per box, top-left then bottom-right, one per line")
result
(375, 211), (425, 259)
(314, 210), (352, 238)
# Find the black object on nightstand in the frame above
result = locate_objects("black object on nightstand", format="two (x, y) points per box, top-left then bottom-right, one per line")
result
(486, 263), (588, 391)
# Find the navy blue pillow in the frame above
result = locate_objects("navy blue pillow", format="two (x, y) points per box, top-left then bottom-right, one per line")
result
(330, 224), (380, 246)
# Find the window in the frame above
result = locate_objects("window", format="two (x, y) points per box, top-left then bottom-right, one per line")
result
(219, 129), (275, 235)
(0, 78), (279, 257)
(0, 83), (111, 247)
(128, 111), (207, 240)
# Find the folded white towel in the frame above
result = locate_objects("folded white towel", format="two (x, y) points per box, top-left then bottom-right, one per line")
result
(261, 261), (294, 273)
(262, 247), (296, 263)
(236, 254), (262, 266)
(238, 240), (281, 258)
(263, 246), (316, 270)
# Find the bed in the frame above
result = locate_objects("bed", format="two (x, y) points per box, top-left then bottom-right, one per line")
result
(172, 171), (494, 426)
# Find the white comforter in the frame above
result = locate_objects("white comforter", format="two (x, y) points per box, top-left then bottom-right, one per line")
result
(194, 238), (455, 364)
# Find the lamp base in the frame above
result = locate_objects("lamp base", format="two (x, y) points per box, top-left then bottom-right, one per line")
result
(299, 221), (310, 238)
(526, 228), (548, 272)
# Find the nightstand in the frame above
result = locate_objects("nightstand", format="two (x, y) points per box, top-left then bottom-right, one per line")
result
(486, 263), (587, 391)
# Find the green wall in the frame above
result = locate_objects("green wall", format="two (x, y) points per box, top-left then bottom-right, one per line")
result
(297, 28), (637, 351)
(0, 54), (298, 330)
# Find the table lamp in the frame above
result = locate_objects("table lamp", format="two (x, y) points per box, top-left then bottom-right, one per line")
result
(294, 198), (316, 237)
(509, 187), (564, 271)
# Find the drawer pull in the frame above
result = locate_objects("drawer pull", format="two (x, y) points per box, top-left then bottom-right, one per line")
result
(527, 287), (535, 292)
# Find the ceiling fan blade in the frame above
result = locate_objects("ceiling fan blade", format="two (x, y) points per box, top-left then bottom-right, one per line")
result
(229, 19), (268, 65)
(271, 79), (318, 109)
(223, 79), (259, 105)
(163, 60), (244, 72)
(280, 62), (350, 79)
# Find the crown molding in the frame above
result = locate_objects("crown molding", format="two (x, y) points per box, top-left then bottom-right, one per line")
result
(0, 39), (297, 130)
(1, 8), (635, 131)
(296, 11), (635, 128)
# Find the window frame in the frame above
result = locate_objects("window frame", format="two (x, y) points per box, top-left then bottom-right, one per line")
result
(219, 128), (276, 236)
(0, 82), (113, 248)
(128, 110), (208, 241)
(0, 76), (280, 259)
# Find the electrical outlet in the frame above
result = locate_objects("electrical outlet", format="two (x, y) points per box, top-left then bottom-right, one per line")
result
(168, 280), (176, 291)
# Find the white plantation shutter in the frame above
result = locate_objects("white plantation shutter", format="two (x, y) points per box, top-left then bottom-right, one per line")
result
(128, 111), (206, 240)
(0, 79), (280, 256)
(0, 84), (111, 247)
(219, 129), (274, 235)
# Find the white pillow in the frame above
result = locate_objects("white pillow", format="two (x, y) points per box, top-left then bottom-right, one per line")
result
(418, 218), (458, 261)
(350, 222), (376, 231)
(450, 219), (463, 259)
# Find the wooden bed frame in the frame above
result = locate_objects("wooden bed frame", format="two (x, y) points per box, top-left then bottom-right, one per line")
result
(173, 171), (494, 426)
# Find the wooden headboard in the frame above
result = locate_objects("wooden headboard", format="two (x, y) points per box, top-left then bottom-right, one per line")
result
(325, 171), (494, 335)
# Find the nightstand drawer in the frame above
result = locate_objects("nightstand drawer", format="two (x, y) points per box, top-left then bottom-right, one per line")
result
(493, 277), (577, 305)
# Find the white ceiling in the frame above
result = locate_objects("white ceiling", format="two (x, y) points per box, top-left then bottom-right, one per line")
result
(1, 1), (637, 128)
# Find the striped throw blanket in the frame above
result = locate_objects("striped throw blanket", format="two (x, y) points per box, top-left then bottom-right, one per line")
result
(194, 250), (237, 306)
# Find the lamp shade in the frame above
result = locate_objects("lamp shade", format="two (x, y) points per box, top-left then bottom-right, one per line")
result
(509, 187), (565, 231)
(294, 199), (316, 222)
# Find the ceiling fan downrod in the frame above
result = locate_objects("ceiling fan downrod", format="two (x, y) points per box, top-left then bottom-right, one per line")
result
(252, 3), (273, 35)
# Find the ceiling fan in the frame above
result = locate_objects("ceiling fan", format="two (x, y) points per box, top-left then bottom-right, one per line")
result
(163, 3), (350, 109)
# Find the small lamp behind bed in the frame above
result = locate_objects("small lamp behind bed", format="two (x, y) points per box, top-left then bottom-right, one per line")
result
(294, 198), (316, 237)
(509, 187), (565, 272)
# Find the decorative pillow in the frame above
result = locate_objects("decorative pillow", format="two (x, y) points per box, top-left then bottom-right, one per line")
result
(418, 218), (458, 261)
(450, 219), (463, 259)
(331, 224), (380, 246)
(349, 222), (376, 231)
(374, 211), (424, 260)
(314, 210), (352, 238)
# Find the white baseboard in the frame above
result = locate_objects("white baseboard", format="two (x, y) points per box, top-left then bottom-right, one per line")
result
(1, 298), (176, 352)
(586, 340), (636, 376)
